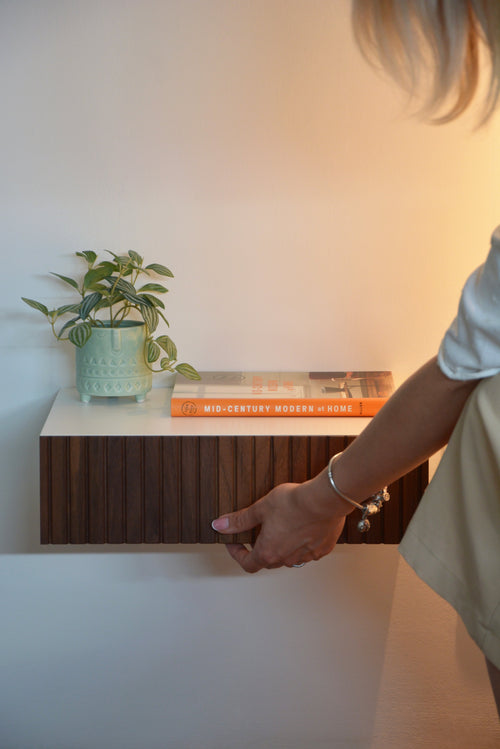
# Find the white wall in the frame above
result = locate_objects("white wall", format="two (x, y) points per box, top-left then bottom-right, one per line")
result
(1, 1), (499, 747)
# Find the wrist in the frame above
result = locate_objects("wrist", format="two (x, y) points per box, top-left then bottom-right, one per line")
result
(326, 452), (391, 533)
(295, 467), (356, 520)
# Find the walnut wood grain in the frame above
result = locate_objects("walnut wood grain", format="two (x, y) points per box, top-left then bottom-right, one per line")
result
(40, 435), (428, 545)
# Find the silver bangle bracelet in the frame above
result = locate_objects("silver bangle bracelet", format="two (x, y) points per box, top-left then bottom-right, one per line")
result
(327, 452), (390, 533)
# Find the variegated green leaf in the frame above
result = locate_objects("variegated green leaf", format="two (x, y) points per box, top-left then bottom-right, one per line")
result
(68, 322), (92, 347)
(112, 278), (136, 296)
(79, 291), (103, 319)
(94, 296), (112, 311)
(147, 340), (161, 363)
(121, 290), (148, 306)
(175, 363), (201, 380)
(156, 309), (170, 327)
(50, 272), (80, 291)
(56, 303), (81, 316)
(22, 297), (49, 316)
(106, 250), (129, 263)
(84, 265), (115, 290)
(141, 305), (159, 333)
(76, 250), (97, 266)
(128, 250), (143, 266)
(139, 293), (165, 309)
(136, 294), (155, 307)
(58, 316), (80, 335)
(156, 335), (177, 360)
(137, 283), (168, 294)
(160, 358), (173, 371)
(145, 263), (174, 278)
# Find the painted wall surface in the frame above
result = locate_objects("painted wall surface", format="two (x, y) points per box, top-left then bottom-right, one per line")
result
(1, 1), (499, 746)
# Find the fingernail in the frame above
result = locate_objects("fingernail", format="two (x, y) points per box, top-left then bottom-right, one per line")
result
(211, 517), (229, 531)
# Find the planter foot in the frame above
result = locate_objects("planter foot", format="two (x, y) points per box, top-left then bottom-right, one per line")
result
(80, 394), (91, 403)
(135, 394), (146, 403)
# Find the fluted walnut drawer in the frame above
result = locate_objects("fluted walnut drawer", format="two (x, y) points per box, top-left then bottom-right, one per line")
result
(40, 389), (428, 545)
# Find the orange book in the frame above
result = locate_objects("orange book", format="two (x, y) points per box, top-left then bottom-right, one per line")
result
(170, 371), (394, 417)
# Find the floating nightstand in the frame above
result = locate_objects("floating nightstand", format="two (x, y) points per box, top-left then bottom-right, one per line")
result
(40, 388), (428, 545)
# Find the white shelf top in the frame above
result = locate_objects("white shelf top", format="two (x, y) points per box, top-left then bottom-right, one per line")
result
(40, 388), (372, 437)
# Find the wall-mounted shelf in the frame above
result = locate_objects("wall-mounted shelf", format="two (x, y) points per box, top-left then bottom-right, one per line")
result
(40, 388), (428, 545)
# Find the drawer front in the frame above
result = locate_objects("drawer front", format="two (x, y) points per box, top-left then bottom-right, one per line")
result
(40, 435), (427, 545)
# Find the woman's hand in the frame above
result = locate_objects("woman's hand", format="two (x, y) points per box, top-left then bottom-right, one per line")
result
(211, 474), (350, 573)
(211, 359), (480, 574)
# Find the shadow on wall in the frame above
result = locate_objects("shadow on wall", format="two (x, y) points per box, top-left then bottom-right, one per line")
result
(0, 395), (55, 553)
(0, 394), (232, 561)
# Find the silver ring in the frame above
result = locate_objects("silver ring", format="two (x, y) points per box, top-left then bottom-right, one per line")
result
(292, 562), (306, 568)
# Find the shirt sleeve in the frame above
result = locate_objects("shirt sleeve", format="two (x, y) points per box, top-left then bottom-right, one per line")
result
(437, 226), (500, 381)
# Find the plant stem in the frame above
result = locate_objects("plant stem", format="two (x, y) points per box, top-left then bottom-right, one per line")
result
(49, 319), (69, 342)
(107, 265), (127, 327)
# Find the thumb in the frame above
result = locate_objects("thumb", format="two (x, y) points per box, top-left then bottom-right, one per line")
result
(212, 503), (261, 535)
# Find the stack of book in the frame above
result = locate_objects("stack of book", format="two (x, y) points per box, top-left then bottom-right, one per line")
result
(170, 371), (394, 417)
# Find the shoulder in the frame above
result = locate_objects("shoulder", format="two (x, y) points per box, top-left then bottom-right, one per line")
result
(471, 227), (500, 302)
(486, 225), (500, 268)
(438, 226), (500, 380)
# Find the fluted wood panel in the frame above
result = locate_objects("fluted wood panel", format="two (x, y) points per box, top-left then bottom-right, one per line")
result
(40, 435), (428, 545)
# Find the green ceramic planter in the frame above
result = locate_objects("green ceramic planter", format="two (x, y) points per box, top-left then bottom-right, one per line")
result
(75, 321), (152, 403)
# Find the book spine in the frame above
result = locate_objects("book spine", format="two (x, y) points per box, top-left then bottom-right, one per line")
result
(170, 397), (388, 417)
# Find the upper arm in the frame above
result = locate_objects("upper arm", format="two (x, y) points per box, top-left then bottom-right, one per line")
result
(439, 226), (500, 381)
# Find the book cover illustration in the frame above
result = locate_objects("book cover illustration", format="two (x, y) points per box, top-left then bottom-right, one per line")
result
(170, 371), (394, 417)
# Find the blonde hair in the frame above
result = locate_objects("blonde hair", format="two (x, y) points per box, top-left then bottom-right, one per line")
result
(351, 0), (500, 123)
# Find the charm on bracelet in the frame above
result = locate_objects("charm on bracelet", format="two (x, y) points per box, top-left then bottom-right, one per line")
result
(356, 488), (390, 532)
(327, 453), (390, 533)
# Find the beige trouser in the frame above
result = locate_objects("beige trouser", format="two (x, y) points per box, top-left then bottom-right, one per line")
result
(399, 372), (500, 670)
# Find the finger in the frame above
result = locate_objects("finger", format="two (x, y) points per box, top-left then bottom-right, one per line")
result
(282, 544), (329, 568)
(212, 503), (261, 535)
(225, 544), (263, 574)
(283, 550), (314, 568)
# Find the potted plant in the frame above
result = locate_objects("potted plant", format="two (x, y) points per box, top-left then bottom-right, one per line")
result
(22, 250), (200, 402)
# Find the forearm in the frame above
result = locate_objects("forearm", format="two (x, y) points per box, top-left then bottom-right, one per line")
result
(213, 357), (482, 572)
(309, 357), (480, 509)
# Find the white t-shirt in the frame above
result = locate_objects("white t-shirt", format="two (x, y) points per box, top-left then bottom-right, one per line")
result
(438, 226), (500, 381)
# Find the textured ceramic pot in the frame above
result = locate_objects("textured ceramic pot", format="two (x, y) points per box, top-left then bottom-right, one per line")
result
(75, 321), (152, 403)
